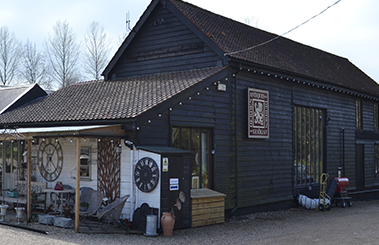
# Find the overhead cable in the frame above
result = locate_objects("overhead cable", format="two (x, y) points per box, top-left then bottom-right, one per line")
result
(224, 0), (342, 56)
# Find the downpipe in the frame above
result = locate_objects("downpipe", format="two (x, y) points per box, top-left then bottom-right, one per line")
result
(231, 66), (242, 217)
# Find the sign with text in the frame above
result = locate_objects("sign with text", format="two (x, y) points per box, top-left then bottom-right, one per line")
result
(248, 88), (269, 138)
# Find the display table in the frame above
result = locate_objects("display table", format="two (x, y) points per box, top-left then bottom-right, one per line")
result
(43, 189), (75, 214)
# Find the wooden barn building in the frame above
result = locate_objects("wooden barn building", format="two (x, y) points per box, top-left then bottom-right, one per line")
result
(1, 0), (379, 230)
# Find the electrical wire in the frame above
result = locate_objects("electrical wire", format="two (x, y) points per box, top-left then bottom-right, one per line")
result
(224, 0), (342, 56)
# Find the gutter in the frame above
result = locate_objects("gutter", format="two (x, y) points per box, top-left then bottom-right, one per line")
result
(0, 118), (136, 130)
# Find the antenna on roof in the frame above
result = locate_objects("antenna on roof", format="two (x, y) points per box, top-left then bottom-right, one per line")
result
(126, 11), (131, 32)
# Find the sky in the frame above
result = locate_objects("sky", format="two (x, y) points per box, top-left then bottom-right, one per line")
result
(1, 0), (378, 83)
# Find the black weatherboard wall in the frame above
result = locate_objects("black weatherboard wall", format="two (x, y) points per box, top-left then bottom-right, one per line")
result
(106, 1), (221, 79)
(108, 0), (379, 213)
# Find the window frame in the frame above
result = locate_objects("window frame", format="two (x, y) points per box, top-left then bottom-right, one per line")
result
(375, 144), (379, 178)
(171, 127), (212, 189)
(356, 99), (363, 130)
(79, 146), (91, 180)
(374, 103), (379, 131)
(293, 106), (325, 186)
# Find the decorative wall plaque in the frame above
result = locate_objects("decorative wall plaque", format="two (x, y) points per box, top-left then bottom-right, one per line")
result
(248, 88), (269, 138)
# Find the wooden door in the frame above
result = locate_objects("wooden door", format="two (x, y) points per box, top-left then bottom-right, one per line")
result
(356, 144), (364, 190)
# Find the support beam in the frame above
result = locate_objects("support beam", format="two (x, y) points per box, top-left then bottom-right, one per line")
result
(74, 138), (81, 232)
(26, 139), (32, 222)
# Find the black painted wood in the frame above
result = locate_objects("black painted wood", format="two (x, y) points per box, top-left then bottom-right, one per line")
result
(108, 3), (221, 79)
(113, 1), (379, 211)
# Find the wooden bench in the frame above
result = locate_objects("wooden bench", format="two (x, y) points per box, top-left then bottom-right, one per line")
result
(1, 180), (47, 210)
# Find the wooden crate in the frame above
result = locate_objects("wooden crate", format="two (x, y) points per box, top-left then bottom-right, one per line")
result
(191, 188), (226, 228)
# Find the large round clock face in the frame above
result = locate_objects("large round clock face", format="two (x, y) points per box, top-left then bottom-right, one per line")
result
(38, 138), (63, 182)
(134, 157), (159, 192)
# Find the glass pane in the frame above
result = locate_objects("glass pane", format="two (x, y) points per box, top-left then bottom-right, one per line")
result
(201, 130), (209, 188)
(80, 147), (90, 177)
(293, 106), (323, 186)
(376, 144), (379, 178)
(181, 128), (190, 150)
(356, 100), (362, 129)
(293, 107), (298, 184)
(191, 129), (200, 188)
(374, 104), (378, 130)
(0, 142), (2, 190)
(6, 141), (11, 173)
(171, 128), (180, 149)
(13, 141), (20, 174)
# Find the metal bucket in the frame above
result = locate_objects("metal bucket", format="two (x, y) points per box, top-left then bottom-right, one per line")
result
(145, 215), (158, 236)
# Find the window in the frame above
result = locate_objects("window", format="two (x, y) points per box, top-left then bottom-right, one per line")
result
(80, 147), (91, 179)
(356, 99), (362, 129)
(172, 127), (211, 189)
(375, 144), (379, 178)
(374, 103), (379, 131)
(293, 106), (324, 185)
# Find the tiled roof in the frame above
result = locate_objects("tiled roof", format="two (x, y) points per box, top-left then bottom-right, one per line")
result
(0, 85), (31, 114)
(0, 67), (226, 125)
(0, 84), (46, 114)
(169, 0), (379, 96)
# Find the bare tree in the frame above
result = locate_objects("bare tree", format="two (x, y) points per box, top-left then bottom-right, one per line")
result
(83, 21), (111, 80)
(244, 17), (259, 28)
(20, 40), (51, 88)
(0, 26), (21, 85)
(44, 20), (81, 88)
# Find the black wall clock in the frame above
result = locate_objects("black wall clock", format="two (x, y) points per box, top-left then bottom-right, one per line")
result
(38, 138), (63, 182)
(134, 157), (159, 192)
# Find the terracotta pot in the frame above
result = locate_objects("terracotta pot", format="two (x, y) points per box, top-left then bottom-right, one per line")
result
(161, 212), (175, 236)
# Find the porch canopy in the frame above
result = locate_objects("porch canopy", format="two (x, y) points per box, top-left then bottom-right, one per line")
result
(0, 124), (126, 232)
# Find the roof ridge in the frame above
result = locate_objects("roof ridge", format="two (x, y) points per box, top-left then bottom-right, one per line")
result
(0, 84), (34, 91)
(168, 0), (378, 94)
(108, 66), (228, 82)
(169, 0), (348, 60)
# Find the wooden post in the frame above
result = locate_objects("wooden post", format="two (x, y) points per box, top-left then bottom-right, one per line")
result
(26, 139), (32, 222)
(74, 138), (81, 232)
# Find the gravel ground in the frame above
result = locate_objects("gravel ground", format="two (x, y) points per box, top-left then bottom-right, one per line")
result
(1, 199), (379, 245)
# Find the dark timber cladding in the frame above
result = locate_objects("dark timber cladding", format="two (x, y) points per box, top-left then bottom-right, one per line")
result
(109, 2), (219, 78)
(106, 0), (379, 211)
(1, 0), (379, 215)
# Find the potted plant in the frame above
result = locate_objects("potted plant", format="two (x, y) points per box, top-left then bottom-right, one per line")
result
(79, 201), (89, 211)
